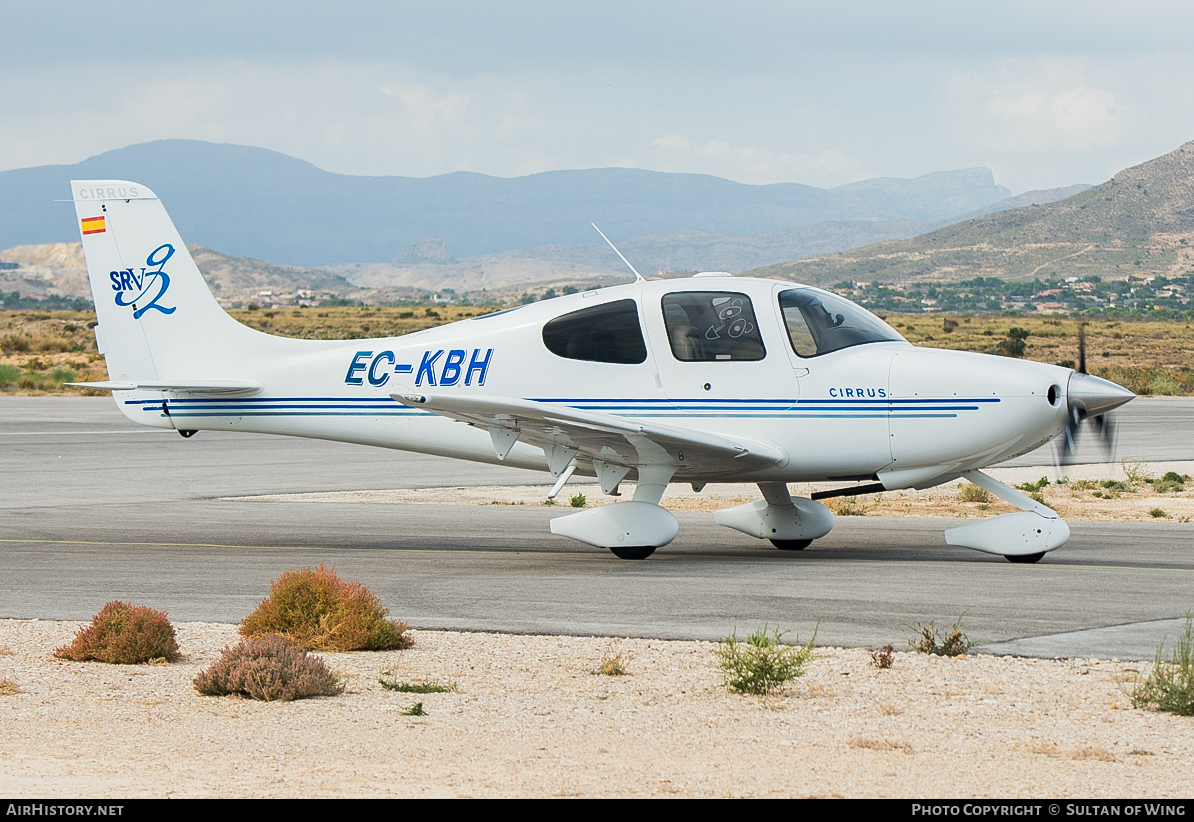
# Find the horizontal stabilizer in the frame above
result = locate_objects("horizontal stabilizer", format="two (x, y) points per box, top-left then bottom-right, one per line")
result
(68, 379), (263, 396)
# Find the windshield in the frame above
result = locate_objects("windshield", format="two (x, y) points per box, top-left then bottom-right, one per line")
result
(779, 288), (904, 357)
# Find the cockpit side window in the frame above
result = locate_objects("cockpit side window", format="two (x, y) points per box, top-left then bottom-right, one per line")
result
(541, 299), (647, 364)
(779, 288), (905, 357)
(662, 291), (766, 362)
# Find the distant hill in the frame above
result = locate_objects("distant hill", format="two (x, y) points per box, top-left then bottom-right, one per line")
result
(188, 247), (359, 302)
(748, 141), (1194, 286)
(453, 184), (1091, 275)
(0, 242), (363, 305)
(0, 140), (1014, 267)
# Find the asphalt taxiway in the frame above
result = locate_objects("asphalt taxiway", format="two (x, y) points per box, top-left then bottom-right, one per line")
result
(3, 397), (1192, 659)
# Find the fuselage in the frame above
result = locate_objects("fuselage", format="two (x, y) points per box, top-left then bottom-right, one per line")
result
(114, 276), (1073, 488)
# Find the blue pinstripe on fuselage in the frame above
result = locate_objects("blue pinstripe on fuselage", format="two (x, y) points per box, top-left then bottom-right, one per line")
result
(124, 395), (999, 421)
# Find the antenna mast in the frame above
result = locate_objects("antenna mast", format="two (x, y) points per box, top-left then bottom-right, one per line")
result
(591, 223), (644, 282)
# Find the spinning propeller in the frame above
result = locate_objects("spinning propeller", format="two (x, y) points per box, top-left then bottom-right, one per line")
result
(1057, 323), (1135, 465)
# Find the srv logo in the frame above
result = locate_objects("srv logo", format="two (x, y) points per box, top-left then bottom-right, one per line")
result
(110, 243), (177, 319)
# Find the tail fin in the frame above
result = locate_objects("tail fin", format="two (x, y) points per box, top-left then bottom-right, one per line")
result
(72, 180), (272, 386)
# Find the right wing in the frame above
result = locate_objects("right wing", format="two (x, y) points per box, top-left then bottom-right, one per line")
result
(391, 392), (787, 480)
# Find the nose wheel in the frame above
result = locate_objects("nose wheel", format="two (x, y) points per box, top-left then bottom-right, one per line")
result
(770, 538), (813, 551)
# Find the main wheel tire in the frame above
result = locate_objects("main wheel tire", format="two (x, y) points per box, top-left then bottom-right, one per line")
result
(1005, 552), (1045, 564)
(770, 538), (813, 551)
(609, 545), (657, 560)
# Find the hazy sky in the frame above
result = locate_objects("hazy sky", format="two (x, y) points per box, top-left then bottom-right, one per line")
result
(4, 1), (1194, 192)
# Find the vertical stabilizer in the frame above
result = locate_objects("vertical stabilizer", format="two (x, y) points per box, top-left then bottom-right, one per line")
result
(72, 179), (279, 375)
(72, 180), (286, 426)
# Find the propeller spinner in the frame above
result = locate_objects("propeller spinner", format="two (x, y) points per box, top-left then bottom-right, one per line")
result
(1059, 324), (1135, 464)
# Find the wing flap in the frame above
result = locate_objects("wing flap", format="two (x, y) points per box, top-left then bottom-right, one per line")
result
(392, 392), (786, 475)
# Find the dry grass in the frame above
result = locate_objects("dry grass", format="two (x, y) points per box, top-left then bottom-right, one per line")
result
(1072, 746), (1117, 762)
(226, 304), (493, 340)
(0, 305), (490, 395)
(240, 563), (413, 652)
(378, 672), (458, 693)
(595, 644), (632, 676)
(957, 482), (992, 503)
(869, 644), (895, 669)
(819, 474), (1194, 523)
(848, 736), (913, 752)
(0, 310), (106, 394)
(907, 613), (973, 657)
(826, 495), (873, 516)
(892, 315), (1194, 395)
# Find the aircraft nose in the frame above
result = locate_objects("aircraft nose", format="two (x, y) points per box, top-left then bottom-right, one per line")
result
(1067, 372), (1135, 418)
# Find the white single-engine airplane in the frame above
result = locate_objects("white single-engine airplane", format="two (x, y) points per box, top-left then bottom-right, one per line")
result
(69, 180), (1135, 562)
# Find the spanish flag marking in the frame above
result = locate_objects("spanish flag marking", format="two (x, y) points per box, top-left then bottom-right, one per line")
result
(81, 216), (106, 235)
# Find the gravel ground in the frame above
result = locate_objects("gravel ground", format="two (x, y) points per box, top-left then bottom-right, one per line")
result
(1, 620), (1192, 798)
(226, 460), (1194, 523)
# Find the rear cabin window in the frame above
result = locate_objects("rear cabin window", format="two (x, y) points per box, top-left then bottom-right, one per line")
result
(541, 299), (648, 364)
(661, 291), (766, 361)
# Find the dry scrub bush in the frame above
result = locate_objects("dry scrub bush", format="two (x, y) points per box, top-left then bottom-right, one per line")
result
(957, 482), (992, 503)
(193, 634), (343, 701)
(240, 563), (412, 651)
(717, 626), (816, 695)
(595, 644), (631, 676)
(0, 677), (21, 695)
(54, 601), (180, 664)
(1131, 614), (1194, 716)
(870, 643), (895, 669)
(907, 613), (973, 657)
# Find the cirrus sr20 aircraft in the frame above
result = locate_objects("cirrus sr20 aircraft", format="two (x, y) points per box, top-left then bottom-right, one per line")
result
(69, 180), (1135, 562)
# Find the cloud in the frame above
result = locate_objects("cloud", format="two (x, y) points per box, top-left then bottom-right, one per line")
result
(380, 83), (472, 136)
(0, 61), (568, 178)
(945, 63), (1127, 153)
(0, 54), (878, 187)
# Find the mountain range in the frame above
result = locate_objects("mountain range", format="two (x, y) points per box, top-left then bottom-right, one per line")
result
(0, 139), (1026, 269)
(0, 139), (1114, 302)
